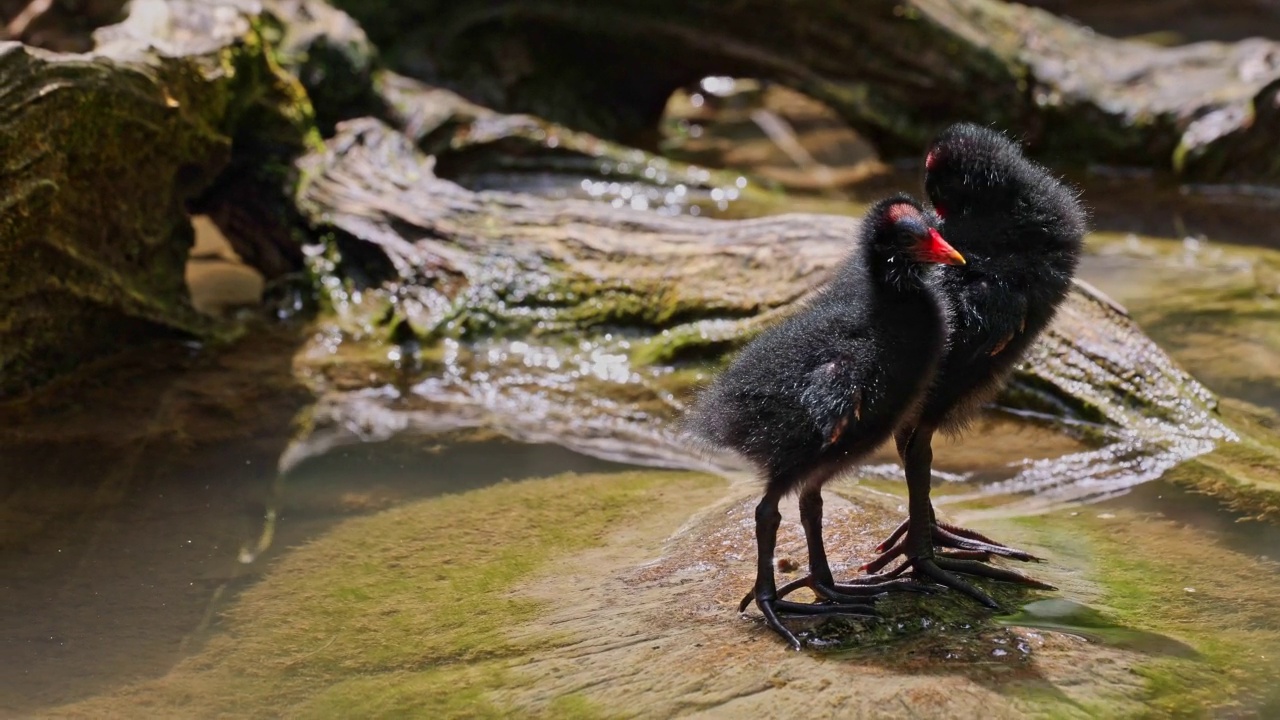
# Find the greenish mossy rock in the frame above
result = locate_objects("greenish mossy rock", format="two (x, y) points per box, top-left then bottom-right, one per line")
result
(1077, 232), (1280, 521)
(262, 0), (382, 135)
(48, 470), (724, 718)
(0, 0), (318, 397)
(1162, 400), (1280, 522)
(1132, 279), (1280, 520)
(1009, 505), (1280, 716)
(255, 0), (740, 207)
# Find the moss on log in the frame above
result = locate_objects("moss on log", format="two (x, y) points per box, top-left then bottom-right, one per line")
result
(0, 0), (317, 397)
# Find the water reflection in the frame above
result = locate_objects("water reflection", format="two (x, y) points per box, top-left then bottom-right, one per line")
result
(999, 599), (1198, 658)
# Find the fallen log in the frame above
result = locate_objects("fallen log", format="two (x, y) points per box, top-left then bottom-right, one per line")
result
(289, 117), (1236, 513)
(328, 0), (1280, 184)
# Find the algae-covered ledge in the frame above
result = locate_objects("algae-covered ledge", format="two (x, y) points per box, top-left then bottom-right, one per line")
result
(38, 466), (1280, 718)
(46, 471), (723, 718)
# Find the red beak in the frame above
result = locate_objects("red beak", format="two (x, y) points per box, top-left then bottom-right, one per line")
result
(915, 228), (966, 265)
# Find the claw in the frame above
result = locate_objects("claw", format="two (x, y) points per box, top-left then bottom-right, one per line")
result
(857, 517), (1055, 609)
(756, 596), (803, 651)
(934, 557), (1057, 590)
(772, 572), (935, 603)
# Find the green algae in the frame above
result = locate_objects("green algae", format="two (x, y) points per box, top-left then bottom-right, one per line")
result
(298, 668), (610, 720)
(1007, 508), (1280, 717)
(262, 0), (382, 135)
(27, 460), (1280, 718)
(998, 599), (1196, 658)
(51, 470), (719, 718)
(1163, 400), (1280, 522)
(807, 577), (1044, 654)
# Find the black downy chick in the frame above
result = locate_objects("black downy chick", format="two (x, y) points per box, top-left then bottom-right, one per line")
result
(685, 195), (966, 649)
(856, 123), (1088, 607)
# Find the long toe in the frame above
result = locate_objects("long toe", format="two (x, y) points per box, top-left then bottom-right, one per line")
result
(774, 570), (931, 604)
(935, 520), (1003, 546)
(876, 518), (910, 552)
(912, 558), (1001, 609)
(934, 557), (1057, 590)
(934, 525), (1042, 563)
(860, 539), (907, 574)
(768, 573), (901, 602)
(755, 598), (803, 651)
(749, 593), (881, 651)
(771, 575), (817, 603)
(772, 599), (878, 617)
(830, 578), (937, 595)
(935, 549), (993, 562)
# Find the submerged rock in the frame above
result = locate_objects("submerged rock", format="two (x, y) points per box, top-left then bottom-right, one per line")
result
(1077, 232), (1280, 522)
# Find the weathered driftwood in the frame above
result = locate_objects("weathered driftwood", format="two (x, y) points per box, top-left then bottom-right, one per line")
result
(289, 117), (1235, 512)
(328, 0), (1280, 184)
(0, 0), (315, 396)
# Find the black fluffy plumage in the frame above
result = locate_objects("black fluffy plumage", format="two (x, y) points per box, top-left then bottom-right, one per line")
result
(686, 195), (953, 488)
(847, 123), (1088, 609)
(921, 123), (1088, 431)
(685, 194), (966, 649)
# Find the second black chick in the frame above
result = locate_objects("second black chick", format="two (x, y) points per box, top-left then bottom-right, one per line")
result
(685, 195), (966, 649)
(857, 124), (1089, 607)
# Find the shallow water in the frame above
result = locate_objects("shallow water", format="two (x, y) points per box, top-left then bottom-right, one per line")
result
(0, 375), (630, 714)
(6, 82), (1280, 717)
(1105, 477), (1280, 563)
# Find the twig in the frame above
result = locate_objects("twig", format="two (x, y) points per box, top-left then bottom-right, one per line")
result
(5, 0), (55, 38)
